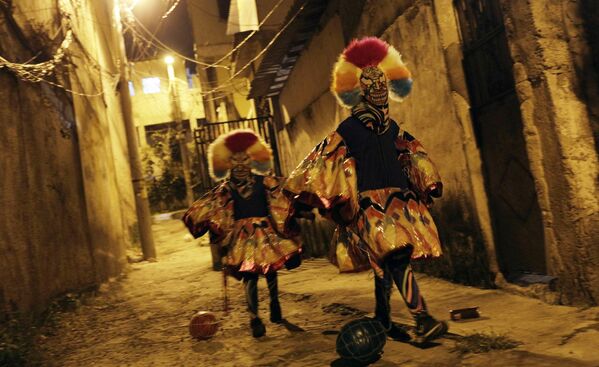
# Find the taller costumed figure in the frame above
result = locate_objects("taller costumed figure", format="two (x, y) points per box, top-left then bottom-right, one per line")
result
(183, 129), (302, 338)
(285, 37), (448, 343)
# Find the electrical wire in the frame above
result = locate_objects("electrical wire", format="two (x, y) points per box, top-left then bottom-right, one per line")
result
(202, 0), (288, 69)
(134, 0), (181, 60)
(127, 0), (307, 96)
(128, 0), (288, 70)
(162, 0), (181, 19)
(124, 9), (230, 69)
(201, 1), (307, 95)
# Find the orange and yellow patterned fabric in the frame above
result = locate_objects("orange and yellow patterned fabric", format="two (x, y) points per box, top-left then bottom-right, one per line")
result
(182, 182), (234, 243)
(356, 188), (442, 261)
(263, 176), (299, 237)
(225, 217), (300, 275)
(182, 175), (301, 276)
(284, 132), (359, 225)
(328, 226), (371, 273)
(284, 129), (443, 275)
(396, 129), (443, 204)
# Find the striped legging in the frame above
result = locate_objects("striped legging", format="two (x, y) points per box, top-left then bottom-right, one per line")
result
(374, 246), (427, 329)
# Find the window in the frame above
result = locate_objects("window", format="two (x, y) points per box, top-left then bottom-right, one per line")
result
(142, 77), (161, 94)
(186, 67), (194, 89)
(128, 81), (135, 96)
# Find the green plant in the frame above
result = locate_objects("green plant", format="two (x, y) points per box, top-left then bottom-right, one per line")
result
(141, 129), (189, 213)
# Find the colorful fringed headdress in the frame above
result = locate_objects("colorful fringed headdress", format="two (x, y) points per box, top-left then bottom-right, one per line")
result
(331, 37), (413, 108)
(208, 129), (272, 180)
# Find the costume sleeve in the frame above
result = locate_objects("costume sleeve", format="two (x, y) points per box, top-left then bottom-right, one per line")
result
(395, 129), (443, 204)
(283, 131), (359, 225)
(263, 175), (300, 237)
(182, 182), (234, 243)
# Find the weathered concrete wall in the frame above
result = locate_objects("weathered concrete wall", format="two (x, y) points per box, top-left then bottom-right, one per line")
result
(0, 0), (137, 315)
(277, 13), (347, 174)
(374, 2), (493, 286)
(500, 0), (599, 305)
(579, 0), (599, 151)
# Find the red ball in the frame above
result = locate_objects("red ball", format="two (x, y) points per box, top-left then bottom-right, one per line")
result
(189, 311), (219, 340)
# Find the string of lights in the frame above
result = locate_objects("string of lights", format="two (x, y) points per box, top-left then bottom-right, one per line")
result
(1, 0), (306, 101)
(123, 23), (252, 93)
(0, 29), (73, 83)
(0, 0), (117, 97)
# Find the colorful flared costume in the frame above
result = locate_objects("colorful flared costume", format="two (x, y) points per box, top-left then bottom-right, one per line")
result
(284, 37), (447, 342)
(183, 129), (301, 338)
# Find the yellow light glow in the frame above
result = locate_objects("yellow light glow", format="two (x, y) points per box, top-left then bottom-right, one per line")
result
(129, 0), (142, 10)
(164, 55), (175, 65)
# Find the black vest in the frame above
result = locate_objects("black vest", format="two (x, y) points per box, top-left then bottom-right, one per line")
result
(337, 117), (409, 192)
(230, 175), (270, 220)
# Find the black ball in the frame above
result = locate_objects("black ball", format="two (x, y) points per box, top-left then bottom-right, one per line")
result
(336, 317), (387, 363)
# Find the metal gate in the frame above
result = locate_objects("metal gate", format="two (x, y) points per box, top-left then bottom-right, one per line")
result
(193, 116), (281, 193)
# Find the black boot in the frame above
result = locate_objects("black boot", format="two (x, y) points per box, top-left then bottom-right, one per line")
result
(250, 317), (266, 338)
(270, 301), (283, 323)
(384, 321), (411, 342)
(266, 272), (283, 323)
(414, 313), (448, 343)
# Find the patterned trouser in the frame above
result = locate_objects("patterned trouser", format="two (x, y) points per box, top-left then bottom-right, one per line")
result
(374, 246), (427, 329)
(242, 272), (279, 319)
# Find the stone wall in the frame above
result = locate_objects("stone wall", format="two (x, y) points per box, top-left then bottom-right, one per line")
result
(0, 0), (137, 315)
(375, 2), (493, 285)
(500, 0), (599, 305)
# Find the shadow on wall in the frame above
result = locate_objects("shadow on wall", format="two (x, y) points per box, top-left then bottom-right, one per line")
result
(412, 197), (495, 288)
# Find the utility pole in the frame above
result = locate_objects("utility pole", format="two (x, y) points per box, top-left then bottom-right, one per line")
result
(165, 56), (194, 207)
(115, 1), (156, 260)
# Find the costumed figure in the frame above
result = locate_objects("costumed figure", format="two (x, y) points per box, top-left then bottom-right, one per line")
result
(284, 37), (448, 343)
(182, 129), (302, 338)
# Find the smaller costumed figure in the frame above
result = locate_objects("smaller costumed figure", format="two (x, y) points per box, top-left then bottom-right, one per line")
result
(183, 129), (302, 338)
(285, 37), (447, 343)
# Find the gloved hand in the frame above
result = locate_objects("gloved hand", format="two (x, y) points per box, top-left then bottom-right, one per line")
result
(294, 202), (315, 220)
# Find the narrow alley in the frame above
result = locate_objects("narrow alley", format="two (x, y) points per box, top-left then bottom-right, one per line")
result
(2, 1), (598, 366)
(37, 215), (599, 367)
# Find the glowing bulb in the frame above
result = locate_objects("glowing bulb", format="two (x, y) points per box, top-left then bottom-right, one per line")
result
(164, 55), (175, 65)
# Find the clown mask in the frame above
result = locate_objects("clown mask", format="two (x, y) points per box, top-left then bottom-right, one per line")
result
(230, 152), (252, 181)
(360, 66), (388, 107)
